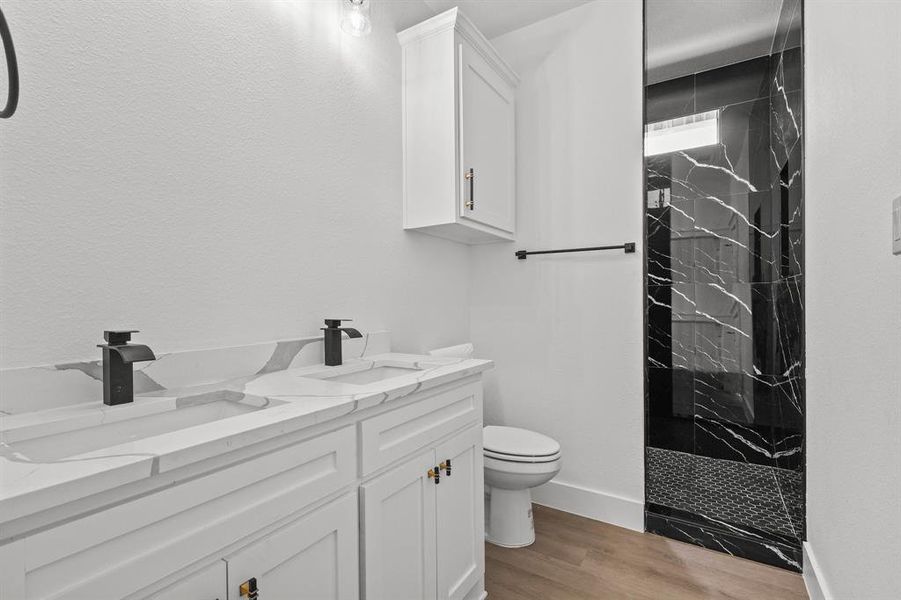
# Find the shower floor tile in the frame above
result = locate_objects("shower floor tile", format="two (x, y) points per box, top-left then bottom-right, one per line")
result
(646, 447), (803, 540)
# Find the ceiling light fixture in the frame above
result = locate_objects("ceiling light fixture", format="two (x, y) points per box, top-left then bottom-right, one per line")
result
(340, 0), (372, 37)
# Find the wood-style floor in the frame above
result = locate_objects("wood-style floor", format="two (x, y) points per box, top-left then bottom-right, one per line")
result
(485, 505), (808, 600)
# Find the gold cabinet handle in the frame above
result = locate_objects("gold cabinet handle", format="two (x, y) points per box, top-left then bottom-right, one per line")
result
(464, 168), (475, 210)
(428, 467), (440, 484)
(439, 460), (451, 477)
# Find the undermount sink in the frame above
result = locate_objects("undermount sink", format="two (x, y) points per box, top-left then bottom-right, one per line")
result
(3, 393), (280, 462)
(316, 365), (424, 386)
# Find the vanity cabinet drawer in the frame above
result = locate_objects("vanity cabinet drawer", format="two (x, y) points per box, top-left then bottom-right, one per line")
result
(139, 560), (226, 600)
(20, 425), (356, 600)
(360, 381), (482, 475)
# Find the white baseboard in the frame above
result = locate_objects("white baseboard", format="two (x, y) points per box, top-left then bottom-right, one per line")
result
(803, 542), (832, 600)
(530, 479), (644, 532)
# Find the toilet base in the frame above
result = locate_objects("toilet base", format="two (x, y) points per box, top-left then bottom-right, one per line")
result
(486, 486), (535, 548)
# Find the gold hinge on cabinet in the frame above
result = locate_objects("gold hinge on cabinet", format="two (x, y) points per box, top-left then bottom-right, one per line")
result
(428, 466), (440, 484)
(239, 577), (259, 599)
(440, 459), (452, 477)
(464, 168), (475, 210)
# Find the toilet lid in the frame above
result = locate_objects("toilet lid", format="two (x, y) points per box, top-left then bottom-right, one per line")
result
(483, 426), (560, 458)
(484, 448), (561, 464)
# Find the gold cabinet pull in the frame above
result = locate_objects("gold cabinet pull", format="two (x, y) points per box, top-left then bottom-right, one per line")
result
(427, 467), (440, 484)
(439, 460), (452, 477)
(239, 577), (259, 599)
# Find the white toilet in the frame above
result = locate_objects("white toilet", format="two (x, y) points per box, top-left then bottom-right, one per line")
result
(483, 425), (561, 547)
(428, 343), (562, 548)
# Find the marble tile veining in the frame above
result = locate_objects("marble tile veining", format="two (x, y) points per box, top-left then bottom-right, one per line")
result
(646, 509), (802, 572)
(644, 11), (804, 571)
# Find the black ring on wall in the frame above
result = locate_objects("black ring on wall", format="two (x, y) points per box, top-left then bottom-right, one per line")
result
(0, 6), (19, 119)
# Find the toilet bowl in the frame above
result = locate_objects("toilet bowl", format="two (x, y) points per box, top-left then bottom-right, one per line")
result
(483, 425), (561, 548)
(427, 344), (562, 548)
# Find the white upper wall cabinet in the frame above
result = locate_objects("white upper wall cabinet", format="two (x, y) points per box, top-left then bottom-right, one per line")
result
(398, 8), (519, 244)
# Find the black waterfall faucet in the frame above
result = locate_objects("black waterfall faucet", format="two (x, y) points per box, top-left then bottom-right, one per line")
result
(321, 319), (363, 366)
(97, 330), (156, 406)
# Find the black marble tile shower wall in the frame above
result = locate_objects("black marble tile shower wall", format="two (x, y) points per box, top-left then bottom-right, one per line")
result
(644, 3), (804, 571)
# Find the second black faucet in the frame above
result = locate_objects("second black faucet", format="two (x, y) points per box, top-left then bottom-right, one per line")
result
(321, 319), (363, 366)
(98, 330), (156, 406)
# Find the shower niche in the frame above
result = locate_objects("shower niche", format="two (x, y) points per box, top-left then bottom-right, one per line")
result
(643, 0), (805, 571)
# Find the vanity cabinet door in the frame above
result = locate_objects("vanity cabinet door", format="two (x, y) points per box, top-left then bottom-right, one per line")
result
(225, 492), (359, 600)
(362, 448), (439, 600)
(458, 39), (516, 235)
(435, 425), (484, 600)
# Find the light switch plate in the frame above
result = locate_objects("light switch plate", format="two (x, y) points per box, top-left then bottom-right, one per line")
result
(894, 196), (901, 255)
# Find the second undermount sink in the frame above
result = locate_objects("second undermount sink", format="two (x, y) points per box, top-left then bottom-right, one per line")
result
(2, 392), (281, 462)
(316, 365), (424, 386)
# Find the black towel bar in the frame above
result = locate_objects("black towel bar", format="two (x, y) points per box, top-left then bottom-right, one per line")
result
(515, 242), (636, 260)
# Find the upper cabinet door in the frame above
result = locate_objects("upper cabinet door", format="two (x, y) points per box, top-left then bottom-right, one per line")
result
(398, 8), (518, 244)
(225, 493), (359, 600)
(435, 425), (484, 600)
(362, 449), (439, 600)
(459, 40), (516, 235)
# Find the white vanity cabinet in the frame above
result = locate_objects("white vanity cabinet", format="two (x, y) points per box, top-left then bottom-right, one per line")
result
(362, 425), (483, 600)
(1, 375), (487, 600)
(398, 8), (519, 244)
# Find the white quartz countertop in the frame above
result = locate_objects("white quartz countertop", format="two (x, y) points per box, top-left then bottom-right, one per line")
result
(0, 353), (492, 533)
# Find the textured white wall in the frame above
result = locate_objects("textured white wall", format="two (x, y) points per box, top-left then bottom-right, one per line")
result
(805, 1), (901, 596)
(1, 0), (648, 532)
(0, 0), (472, 368)
(472, 1), (645, 525)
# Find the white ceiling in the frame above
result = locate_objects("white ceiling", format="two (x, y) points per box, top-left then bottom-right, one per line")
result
(422, 0), (593, 39)
(646, 0), (783, 84)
